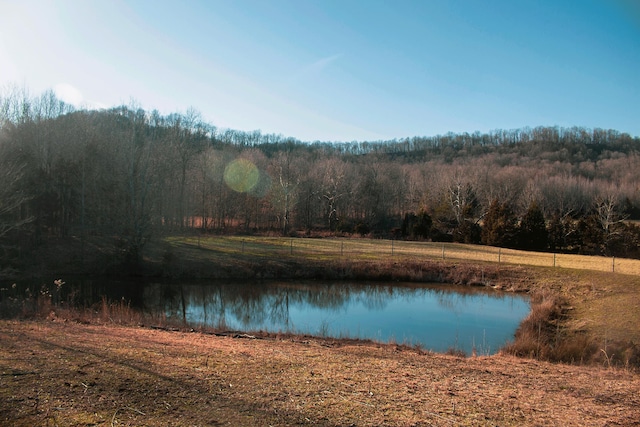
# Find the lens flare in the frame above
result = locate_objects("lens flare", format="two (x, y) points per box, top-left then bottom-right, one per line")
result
(223, 158), (259, 193)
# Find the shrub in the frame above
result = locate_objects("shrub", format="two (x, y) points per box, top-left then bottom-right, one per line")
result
(502, 293), (563, 359)
(354, 222), (371, 236)
(453, 220), (481, 244)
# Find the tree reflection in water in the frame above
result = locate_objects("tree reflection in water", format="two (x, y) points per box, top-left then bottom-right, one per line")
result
(143, 281), (529, 355)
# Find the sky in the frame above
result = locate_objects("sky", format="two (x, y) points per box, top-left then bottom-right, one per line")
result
(1, 0), (639, 142)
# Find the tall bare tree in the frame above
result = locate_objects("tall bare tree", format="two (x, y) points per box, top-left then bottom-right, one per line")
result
(0, 144), (32, 240)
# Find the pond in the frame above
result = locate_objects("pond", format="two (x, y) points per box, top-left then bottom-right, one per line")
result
(142, 281), (529, 355)
(2, 279), (529, 355)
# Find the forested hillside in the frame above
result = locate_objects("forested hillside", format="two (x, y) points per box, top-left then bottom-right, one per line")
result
(2, 88), (640, 271)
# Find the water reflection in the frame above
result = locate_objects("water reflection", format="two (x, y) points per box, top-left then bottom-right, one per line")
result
(143, 281), (529, 355)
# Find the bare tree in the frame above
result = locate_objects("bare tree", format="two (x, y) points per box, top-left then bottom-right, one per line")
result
(595, 192), (626, 235)
(0, 148), (32, 240)
(0, 89), (33, 242)
(447, 170), (476, 225)
(268, 140), (300, 235)
(318, 157), (349, 231)
(107, 104), (160, 265)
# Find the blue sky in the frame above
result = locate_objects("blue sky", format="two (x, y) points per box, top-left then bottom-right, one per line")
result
(1, 0), (639, 141)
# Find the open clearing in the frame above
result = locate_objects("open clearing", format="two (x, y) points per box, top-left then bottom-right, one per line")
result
(1, 320), (640, 426)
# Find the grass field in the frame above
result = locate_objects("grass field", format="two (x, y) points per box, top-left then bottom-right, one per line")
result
(167, 235), (640, 276)
(3, 320), (639, 426)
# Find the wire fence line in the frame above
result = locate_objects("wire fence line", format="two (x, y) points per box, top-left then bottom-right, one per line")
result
(186, 236), (640, 277)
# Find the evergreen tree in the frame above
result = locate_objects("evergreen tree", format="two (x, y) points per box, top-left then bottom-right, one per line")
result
(481, 199), (518, 247)
(453, 220), (481, 244)
(413, 210), (432, 239)
(573, 215), (605, 255)
(547, 213), (567, 252)
(518, 202), (548, 250)
(401, 210), (432, 239)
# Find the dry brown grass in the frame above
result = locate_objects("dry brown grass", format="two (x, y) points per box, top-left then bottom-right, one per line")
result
(501, 291), (601, 365)
(1, 290), (145, 328)
(2, 320), (639, 426)
(170, 236), (640, 276)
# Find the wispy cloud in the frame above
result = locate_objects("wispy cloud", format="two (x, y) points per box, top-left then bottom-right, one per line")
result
(305, 53), (343, 74)
(290, 53), (344, 82)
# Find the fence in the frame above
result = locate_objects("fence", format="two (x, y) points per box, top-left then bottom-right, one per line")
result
(183, 236), (640, 276)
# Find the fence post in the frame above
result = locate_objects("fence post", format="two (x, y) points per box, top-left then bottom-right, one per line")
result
(290, 239), (293, 255)
(442, 245), (445, 260)
(392, 240), (394, 256)
(498, 248), (501, 263)
(553, 253), (556, 267)
(341, 241), (344, 256)
(612, 256), (615, 273)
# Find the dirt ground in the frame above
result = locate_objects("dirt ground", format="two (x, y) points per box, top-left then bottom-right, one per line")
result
(1, 320), (639, 426)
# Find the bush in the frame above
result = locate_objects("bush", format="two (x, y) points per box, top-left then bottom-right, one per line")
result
(453, 220), (481, 244)
(354, 222), (371, 236)
(336, 220), (354, 234)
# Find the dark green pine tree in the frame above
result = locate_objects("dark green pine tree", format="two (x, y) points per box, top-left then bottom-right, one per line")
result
(481, 199), (518, 247)
(413, 210), (433, 239)
(400, 210), (433, 239)
(547, 213), (566, 252)
(518, 202), (548, 251)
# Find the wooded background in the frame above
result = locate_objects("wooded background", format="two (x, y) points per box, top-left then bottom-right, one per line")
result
(1, 87), (639, 267)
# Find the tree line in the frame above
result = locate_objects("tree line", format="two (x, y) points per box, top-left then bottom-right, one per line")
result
(1, 87), (640, 271)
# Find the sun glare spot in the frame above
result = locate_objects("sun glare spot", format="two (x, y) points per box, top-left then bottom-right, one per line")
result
(223, 158), (259, 193)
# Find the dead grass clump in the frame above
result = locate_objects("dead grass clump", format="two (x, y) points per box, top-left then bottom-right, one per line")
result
(500, 291), (638, 367)
(1, 284), (147, 328)
(445, 347), (467, 358)
(592, 340), (640, 369)
(98, 296), (142, 325)
(552, 333), (597, 365)
(0, 284), (23, 318)
(0, 284), (57, 320)
(441, 263), (500, 286)
(502, 292), (564, 359)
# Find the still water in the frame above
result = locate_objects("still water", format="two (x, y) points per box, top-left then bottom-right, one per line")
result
(143, 281), (529, 355)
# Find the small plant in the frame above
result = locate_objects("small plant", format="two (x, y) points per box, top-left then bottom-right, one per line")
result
(99, 296), (141, 325)
(445, 347), (467, 358)
(600, 348), (614, 368)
